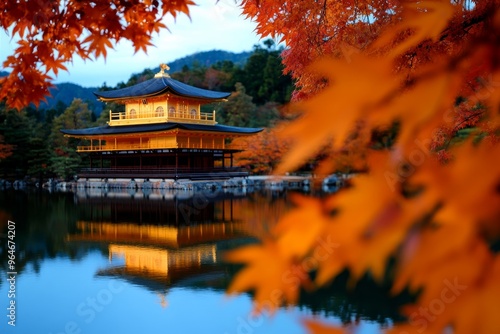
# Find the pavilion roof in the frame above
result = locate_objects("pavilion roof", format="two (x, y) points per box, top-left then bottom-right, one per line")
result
(94, 76), (231, 102)
(61, 122), (263, 137)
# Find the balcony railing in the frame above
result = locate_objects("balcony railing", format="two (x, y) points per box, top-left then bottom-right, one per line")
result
(76, 141), (229, 152)
(108, 109), (216, 126)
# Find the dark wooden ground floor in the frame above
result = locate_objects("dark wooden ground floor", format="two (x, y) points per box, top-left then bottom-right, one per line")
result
(78, 167), (248, 180)
(80, 148), (247, 180)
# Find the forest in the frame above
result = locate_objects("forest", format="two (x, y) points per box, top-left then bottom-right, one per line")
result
(0, 40), (293, 182)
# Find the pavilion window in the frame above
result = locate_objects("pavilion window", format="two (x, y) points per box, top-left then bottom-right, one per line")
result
(156, 106), (164, 117)
(168, 106), (175, 117)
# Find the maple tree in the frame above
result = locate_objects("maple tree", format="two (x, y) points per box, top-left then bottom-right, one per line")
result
(231, 124), (291, 174)
(226, 0), (500, 333)
(0, 0), (195, 110)
(2, 0), (500, 333)
(0, 135), (14, 160)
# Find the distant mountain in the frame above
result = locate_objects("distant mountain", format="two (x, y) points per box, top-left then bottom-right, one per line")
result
(0, 71), (102, 113)
(39, 83), (102, 113)
(2, 49), (252, 113)
(166, 50), (251, 73)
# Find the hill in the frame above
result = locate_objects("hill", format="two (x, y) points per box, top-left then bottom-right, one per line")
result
(39, 83), (101, 113)
(166, 50), (251, 72)
(2, 50), (252, 113)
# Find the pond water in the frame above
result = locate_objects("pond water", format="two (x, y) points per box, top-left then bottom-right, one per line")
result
(0, 187), (406, 334)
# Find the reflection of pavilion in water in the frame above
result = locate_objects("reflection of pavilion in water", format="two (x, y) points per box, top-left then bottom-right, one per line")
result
(68, 189), (251, 297)
(73, 188), (247, 225)
(67, 189), (408, 321)
(99, 243), (224, 296)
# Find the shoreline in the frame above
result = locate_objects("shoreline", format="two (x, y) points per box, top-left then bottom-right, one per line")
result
(0, 174), (348, 193)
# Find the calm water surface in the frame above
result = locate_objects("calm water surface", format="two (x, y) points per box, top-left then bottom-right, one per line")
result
(0, 187), (405, 333)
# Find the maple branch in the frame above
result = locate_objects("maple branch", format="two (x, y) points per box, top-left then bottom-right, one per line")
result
(442, 110), (486, 150)
(438, 7), (490, 42)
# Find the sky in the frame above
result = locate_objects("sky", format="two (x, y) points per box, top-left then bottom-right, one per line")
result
(0, 0), (263, 88)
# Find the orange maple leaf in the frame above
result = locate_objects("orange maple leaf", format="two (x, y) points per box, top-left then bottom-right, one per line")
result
(275, 55), (398, 174)
(375, 0), (456, 57)
(303, 319), (344, 334)
(225, 240), (303, 312)
(275, 194), (331, 259)
(43, 56), (68, 76)
(83, 34), (114, 59)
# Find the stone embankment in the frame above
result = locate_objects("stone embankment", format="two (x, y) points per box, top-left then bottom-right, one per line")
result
(0, 174), (349, 192)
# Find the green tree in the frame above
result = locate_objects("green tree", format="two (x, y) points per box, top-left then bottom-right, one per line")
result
(44, 101), (68, 131)
(252, 102), (280, 128)
(219, 83), (257, 127)
(95, 109), (110, 126)
(211, 60), (239, 92)
(258, 51), (291, 103)
(233, 40), (293, 105)
(171, 62), (206, 87)
(48, 99), (92, 180)
(27, 136), (50, 185)
(237, 45), (269, 105)
(0, 108), (36, 179)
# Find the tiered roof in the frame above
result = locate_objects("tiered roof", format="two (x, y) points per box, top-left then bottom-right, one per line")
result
(61, 122), (262, 136)
(94, 76), (231, 102)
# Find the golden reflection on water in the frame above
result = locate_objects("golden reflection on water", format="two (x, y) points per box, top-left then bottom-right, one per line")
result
(68, 220), (248, 247)
(66, 190), (291, 295)
(108, 243), (218, 277)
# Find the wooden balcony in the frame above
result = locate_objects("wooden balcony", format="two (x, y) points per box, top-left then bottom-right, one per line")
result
(77, 141), (227, 152)
(77, 143), (176, 152)
(108, 109), (216, 126)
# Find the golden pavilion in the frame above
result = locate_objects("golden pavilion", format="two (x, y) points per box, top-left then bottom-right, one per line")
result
(61, 64), (262, 180)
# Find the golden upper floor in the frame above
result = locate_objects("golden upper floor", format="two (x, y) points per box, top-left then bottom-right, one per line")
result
(96, 64), (230, 127)
(108, 97), (217, 126)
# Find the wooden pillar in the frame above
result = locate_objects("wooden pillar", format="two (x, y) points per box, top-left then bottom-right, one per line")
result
(175, 151), (178, 174)
(175, 197), (179, 225)
(100, 155), (103, 168)
(89, 156), (93, 168)
(230, 152), (233, 168)
(230, 197), (233, 221)
(222, 199), (226, 221)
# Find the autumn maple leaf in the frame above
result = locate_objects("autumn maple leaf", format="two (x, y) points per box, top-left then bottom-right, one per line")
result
(0, 0), (197, 110)
(225, 240), (304, 312)
(83, 34), (114, 59)
(43, 56), (69, 76)
(275, 56), (397, 174)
